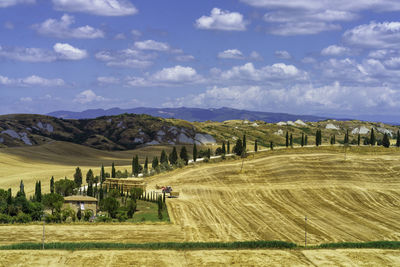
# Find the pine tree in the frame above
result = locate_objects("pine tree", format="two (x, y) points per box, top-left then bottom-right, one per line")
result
(396, 130), (400, 147)
(50, 176), (54, 194)
(290, 134), (293, 148)
(74, 167), (83, 187)
(285, 132), (289, 148)
(382, 133), (390, 148)
(152, 156), (159, 168)
(111, 162), (116, 178)
(370, 128), (376, 146)
(144, 156), (149, 174)
(222, 141), (226, 154)
(227, 141), (230, 154)
(86, 169), (94, 184)
(254, 140), (258, 152)
(301, 133), (304, 147)
(180, 146), (189, 165)
(193, 143), (197, 162)
(100, 164), (105, 183)
(358, 134), (361, 146)
(160, 150), (168, 164)
(243, 134), (247, 151)
(169, 147), (178, 165)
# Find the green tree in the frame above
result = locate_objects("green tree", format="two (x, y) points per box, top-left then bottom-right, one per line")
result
(370, 128), (376, 146)
(254, 139), (258, 152)
(160, 150), (168, 164)
(227, 141), (230, 154)
(42, 193), (64, 215)
(396, 130), (400, 147)
(233, 139), (243, 156)
(133, 155), (140, 177)
(344, 129), (349, 144)
(86, 169), (94, 184)
(358, 134), (361, 146)
(222, 141), (226, 154)
(100, 164), (106, 183)
(243, 134), (247, 151)
(111, 162), (116, 178)
(55, 178), (76, 196)
(285, 132), (289, 148)
(180, 146), (189, 165)
(87, 182), (93, 197)
(100, 197), (120, 218)
(206, 148), (211, 159)
(270, 141), (273, 150)
(126, 199), (136, 218)
(19, 180), (25, 198)
(50, 176), (55, 194)
(289, 134), (293, 148)
(301, 133), (304, 147)
(74, 167), (82, 187)
(169, 147), (178, 165)
(77, 207), (82, 221)
(305, 135), (308, 146)
(382, 133), (390, 148)
(193, 143), (198, 162)
(152, 156), (159, 169)
(144, 156), (149, 174)
(34, 181), (42, 202)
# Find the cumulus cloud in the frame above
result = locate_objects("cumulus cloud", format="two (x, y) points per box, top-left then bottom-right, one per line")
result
(53, 43), (87, 60)
(0, 74), (65, 87)
(134, 40), (170, 51)
(74, 90), (107, 104)
(33, 14), (104, 39)
(274, 50), (291, 59)
(0, 46), (57, 62)
(343, 21), (400, 48)
(95, 48), (154, 68)
(218, 49), (244, 59)
(321, 45), (351, 56)
(52, 0), (137, 16)
(126, 65), (203, 87)
(195, 8), (247, 31)
(0, 0), (34, 8)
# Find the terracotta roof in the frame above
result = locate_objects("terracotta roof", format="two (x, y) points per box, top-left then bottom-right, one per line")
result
(64, 195), (98, 202)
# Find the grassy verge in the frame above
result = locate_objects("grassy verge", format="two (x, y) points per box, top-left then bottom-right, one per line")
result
(317, 241), (400, 249)
(0, 241), (296, 250)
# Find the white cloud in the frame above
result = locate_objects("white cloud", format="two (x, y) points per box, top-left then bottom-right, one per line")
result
(131, 29), (142, 38)
(195, 8), (247, 31)
(126, 65), (203, 87)
(52, 0), (137, 16)
(114, 33), (126, 40)
(249, 51), (263, 61)
(274, 50), (291, 59)
(74, 90), (107, 104)
(53, 43), (87, 60)
(321, 45), (351, 56)
(384, 57), (400, 68)
(267, 21), (341, 36)
(134, 40), (170, 51)
(175, 54), (195, 62)
(33, 14), (104, 39)
(218, 49), (244, 59)
(97, 76), (120, 84)
(0, 0), (34, 8)
(0, 74), (65, 87)
(95, 49), (154, 68)
(0, 46), (57, 62)
(20, 97), (33, 102)
(343, 21), (400, 48)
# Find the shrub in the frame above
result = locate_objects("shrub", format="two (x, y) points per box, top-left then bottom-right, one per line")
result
(0, 213), (12, 224)
(15, 212), (32, 223)
(95, 215), (112, 223)
(83, 210), (93, 222)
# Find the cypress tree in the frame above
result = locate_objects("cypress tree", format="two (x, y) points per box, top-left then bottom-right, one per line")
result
(101, 164), (105, 183)
(19, 180), (25, 197)
(7, 188), (12, 205)
(344, 129), (349, 144)
(133, 155), (140, 177)
(193, 143), (198, 162)
(382, 133), (390, 148)
(180, 146), (189, 165)
(131, 156), (135, 175)
(111, 162), (116, 178)
(305, 135), (308, 146)
(370, 128), (376, 146)
(207, 148), (211, 159)
(396, 130), (400, 147)
(99, 186), (104, 201)
(285, 132), (289, 147)
(234, 139), (243, 156)
(227, 141), (230, 154)
(50, 176), (54, 194)
(301, 133), (304, 147)
(289, 134), (293, 148)
(34, 181), (42, 202)
(74, 167), (83, 187)
(152, 156), (159, 168)
(86, 169), (94, 184)
(222, 141), (226, 155)
(87, 182), (93, 197)
(144, 156), (149, 174)
(77, 208), (82, 221)
(169, 147), (178, 165)
(160, 150), (168, 164)
(243, 134), (247, 151)
(358, 134), (361, 146)
(254, 140), (258, 152)
(270, 141), (273, 150)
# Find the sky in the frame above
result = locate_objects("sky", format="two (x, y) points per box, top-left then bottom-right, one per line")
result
(1, 0), (400, 122)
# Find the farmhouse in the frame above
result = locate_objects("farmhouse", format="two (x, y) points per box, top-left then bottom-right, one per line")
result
(64, 195), (98, 215)
(104, 177), (146, 193)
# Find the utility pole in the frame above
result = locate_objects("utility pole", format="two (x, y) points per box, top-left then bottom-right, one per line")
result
(304, 215), (307, 248)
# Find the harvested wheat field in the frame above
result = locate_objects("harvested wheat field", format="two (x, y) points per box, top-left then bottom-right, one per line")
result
(0, 249), (400, 267)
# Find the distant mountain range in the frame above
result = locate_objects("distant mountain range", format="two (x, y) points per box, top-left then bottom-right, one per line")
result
(47, 107), (327, 123)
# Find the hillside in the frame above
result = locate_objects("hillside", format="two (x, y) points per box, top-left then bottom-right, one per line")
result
(0, 113), (398, 151)
(47, 107), (327, 122)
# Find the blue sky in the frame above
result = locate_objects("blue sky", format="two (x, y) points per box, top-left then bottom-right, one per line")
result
(1, 0), (400, 121)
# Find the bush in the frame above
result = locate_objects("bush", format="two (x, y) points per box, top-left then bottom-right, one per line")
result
(15, 212), (32, 223)
(116, 208), (128, 222)
(0, 213), (12, 224)
(83, 210), (93, 222)
(95, 215), (112, 223)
